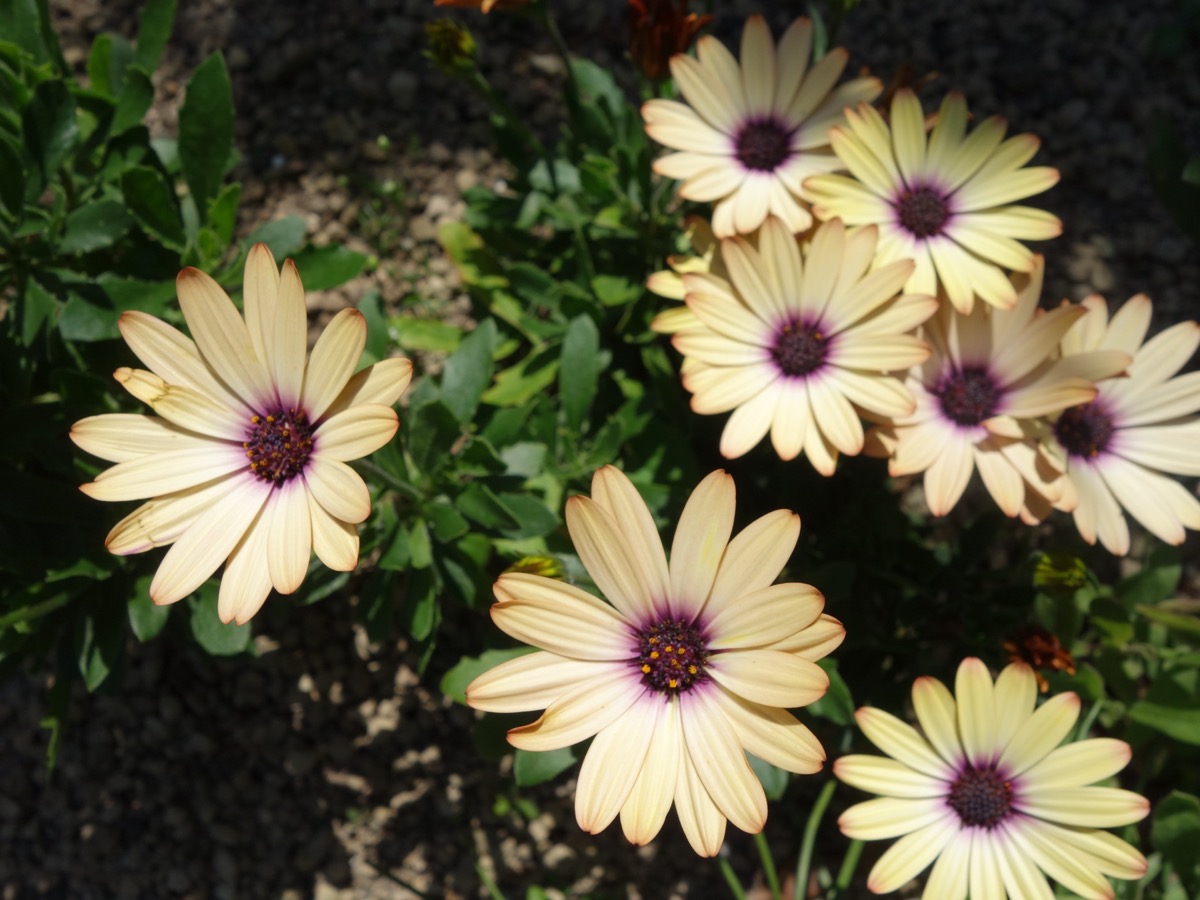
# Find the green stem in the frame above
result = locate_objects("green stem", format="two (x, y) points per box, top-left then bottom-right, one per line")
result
(833, 839), (864, 893)
(357, 459), (424, 502)
(476, 860), (506, 900)
(534, 1), (577, 103)
(718, 854), (748, 900)
(754, 831), (783, 900)
(0, 592), (74, 630)
(793, 779), (837, 900)
(1075, 698), (1104, 742)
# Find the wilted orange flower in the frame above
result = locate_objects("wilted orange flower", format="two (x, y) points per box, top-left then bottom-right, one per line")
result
(434, 0), (530, 12)
(1004, 624), (1077, 692)
(628, 0), (713, 81)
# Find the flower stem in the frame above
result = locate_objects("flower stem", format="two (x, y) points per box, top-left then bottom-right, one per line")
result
(1075, 698), (1104, 741)
(718, 854), (748, 900)
(793, 779), (837, 900)
(833, 838), (864, 893)
(0, 592), (73, 629)
(754, 830), (783, 900)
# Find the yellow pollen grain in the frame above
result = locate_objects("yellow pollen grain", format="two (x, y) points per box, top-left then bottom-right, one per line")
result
(650, 651), (659, 659)
(668, 679), (678, 688)
(676, 647), (685, 655)
(251, 415), (261, 424)
(641, 664), (650, 673)
(664, 645), (674, 653)
(648, 637), (658, 644)
(688, 665), (697, 674)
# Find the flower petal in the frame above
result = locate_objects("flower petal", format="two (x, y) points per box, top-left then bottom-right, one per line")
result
(506, 668), (641, 752)
(323, 357), (413, 419)
(838, 795), (947, 840)
(114, 367), (245, 440)
(1019, 738), (1132, 792)
(303, 457), (371, 524)
(80, 444), (248, 502)
(668, 471), (736, 618)
(306, 489), (358, 572)
(491, 572), (633, 660)
(835, 755), (947, 799)
(703, 510), (802, 620)
(149, 476), (270, 605)
(998, 689), (1078, 776)
(565, 496), (658, 624)
(301, 309), (367, 421)
(104, 477), (236, 555)
(680, 692), (766, 834)
(708, 649), (828, 708)
(710, 687), (824, 773)
(468, 651), (612, 713)
(1017, 787), (1150, 828)
(706, 581), (822, 650)
(864, 816), (959, 894)
(912, 675), (963, 768)
(620, 697), (682, 846)
(855, 707), (952, 780)
(313, 403), (398, 462)
(217, 508), (272, 625)
(587, 466), (670, 617)
(269, 259), (308, 406)
(71, 414), (211, 464)
(575, 695), (659, 834)
(266, 480), (311, 594)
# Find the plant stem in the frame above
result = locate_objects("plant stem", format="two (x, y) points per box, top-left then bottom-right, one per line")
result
(755, 830), (783, 900)
(1076, 698), (1104, 742)
(0, 592), (74, 630)
(718, 854), (748, 900)
(534, 0), (577, 104)
(475, 860), (506, 900)
(357, 459), (424, 501)
(793, 779), (837, 900)
(833, 839), (864, 893)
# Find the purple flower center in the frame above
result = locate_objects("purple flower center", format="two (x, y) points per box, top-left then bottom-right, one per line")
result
(243, 408), (314, 484)
(895, 186), (951, 238)
(1054, 402), (1116, 459)
(637, 618), (708, 694)
(773, 321), (828, 377)
(735, 118), (793, 172)
(948, 766), (1014, 828)
(936, 366), (1001, 427)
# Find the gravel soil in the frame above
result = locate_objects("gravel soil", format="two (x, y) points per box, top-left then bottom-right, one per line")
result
(3, 0), (1198, 897)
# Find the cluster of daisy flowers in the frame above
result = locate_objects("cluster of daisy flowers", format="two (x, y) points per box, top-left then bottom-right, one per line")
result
(644, 13), (1200, 556)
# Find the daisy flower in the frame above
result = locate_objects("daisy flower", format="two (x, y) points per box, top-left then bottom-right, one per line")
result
(647, 216), (727, 335)
(71, 244), (413, 624)
(865, 257), (1129, 517)
(642, 15), (881, 238)
(466, 466), (844, 856)
(664, 216), (937, 473)
(805, 90), (1062, 314)
(836, 657), (1149, 899)
(1043, 293), (1200, 555)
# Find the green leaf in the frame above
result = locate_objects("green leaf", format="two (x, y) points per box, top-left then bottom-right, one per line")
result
(357, 289), (389, 362)
(96, 274), (177, 317)
(439, 646), (535, 704)
(560, 314), (601, 431)
(0, 0), (63, 67)
(394, 317), (462, 353)
(291, 244), (370, 291)
(18, 276), (58, 344)
(0, 136), (26, 215)
(59, 198), (133, 254)
(22, 79), (78, 184)
(409, 519), (432, 569)
(1137, 599), (1200, 638)
(441, 318), (498, 424)
(244, 216), (306, 259)
(807, 658), (855, 726)
(205, 181), (241, 247)
(58, 290), (118, 341)
(178, 51), (233, 222)
(127, 590), (170, 642)
(121, 164), (184, 249)
(187, 586), (253, 655)
(400, 568), (438, 640)
(590, 274), (642, 307)
(496, 493), (558, 540)
(86, 33), (135, 98)
(111, 66), (154, 135)
(514, 745), (578, 787)
(482, 349), (559, 407)
(425, 499), (470, 543)
(1151, 791), (1200, 888)
(748, 754), (789, 801)
(135, 0), (177, 71)
(1129, 669), (1200, 744)
(1118, 544), (1181, 608)
(74, 593), (125, 692)
(457, 482), (518, 531)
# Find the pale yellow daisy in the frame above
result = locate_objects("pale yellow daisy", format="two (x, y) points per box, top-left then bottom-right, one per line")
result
(664, 216), (936, 473)
(1043, 293), (1200, 555)
(642, 14), (881, 238)
(467, 466), (843, 856)
(71, 244), (413, 624)
(836, 657), (1149, 899)
(806, 90), (1062, 314)
(865, 257), (1130, 517)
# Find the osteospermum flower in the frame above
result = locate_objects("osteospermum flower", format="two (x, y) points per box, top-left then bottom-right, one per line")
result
(865, 257), (1129, 517)
(71, 244), (413, 624)
(642, 15), (881, 238)
(805, 90), (1062, 314)
(663, 216), (936, 473)
(1042, 293), (1200, 554)
(467, 466), (844, 856)
(836, 657), (1149, 898)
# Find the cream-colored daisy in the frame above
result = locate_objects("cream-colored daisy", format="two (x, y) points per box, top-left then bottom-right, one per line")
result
(467, 466), (844, 856)
(836, 657), (1149, 899)
(662, 216), (936, 473)
(642, 14), (881, 238)
(71, 244), (412, 624)
(865, 257), (1129, 517)
(1042, 293), (1200, 554)
(647, 216), (726, 336)
(806, 90), (1062, 314)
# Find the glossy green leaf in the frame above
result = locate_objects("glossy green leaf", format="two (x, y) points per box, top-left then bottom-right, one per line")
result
(86, 32), (134, 98)
(22, 79), (78, 183)
(0, 136), (25, 215)
(560, 314), (601, 431)
(111, 66), (154, 135)
(514, 745), (578, 787)
(291, 244), (370, 291)
(178, 51), (232, 222)
(806, 658), (855, 726)
(1151, 791), (1200, 888)
(748, 753), (789, 800)
(1130, 669), (1200, 745)
(121, 164), (184, 249)
(441, 318), (498, 424)
(394, 317), (462, 353)
(244, 215), (306, 259)
(205, 182), (240, 247)
(135, 0), (177, 71)
(59, 198), (133, 254)
(440, 648), (536, 705)
(187, 585), (253, 655)
(127, 590), (170, 643)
